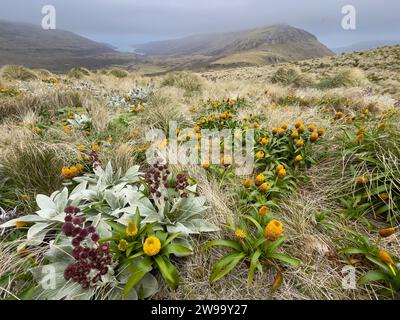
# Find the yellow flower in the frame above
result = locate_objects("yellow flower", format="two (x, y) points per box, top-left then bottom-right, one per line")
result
(295, 120), (303, 129)
(255, 174), (265, 186)
(281, 123), (288, 130)
(260, 137), (269, 145)
(317, 128), (325, 136)
(118, 239), (129, 252)
(277, 168), (287, 178)
(143, 236), (161, 256)
(69, 166), (79, 177)
(258, 206), (268, 217)
(296, 139), (304, 147)
(259, 182), (270, 192)
(15, 221), (28, 228)
(234, 228), (247, 240)
(202, 161), (210, 170)
(92, 143), (100, 151)
(176, 128), (181, 135)
(76, 163), (84, 172)
(276, 164), (284, 173)
(278, 128), (285, 137)
(78, 144), (85, 151)
(355, 176), (369, 185)
(291, 130), (299, 139)
(295, 155), (303, 162)
(379, 228), (396, 238)
(256, 151), (265, 159)
(298, 124), (305, 133)
(18, 121), (24, 127)
(335, 111), (344, 119)
(379, 250), (394, 265)
(264, 219), (283, 241)
(126, 221), (138, 237)
(252, 122), (259, 128)
(242, 178), (253, 188)
(379, 193), (389, 201)
(308, 124), (316, 132)
(61, 167), (72, 179)
(193, 125), (200, 133)
(310, 132), (319, 142)
(107, 136), (113, 143)
(271, 127), (278, 135)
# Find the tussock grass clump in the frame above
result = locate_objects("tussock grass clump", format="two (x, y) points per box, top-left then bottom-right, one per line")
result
(161, 72), (203, 96)
(68, 67), (91, 79)
(0, 141), (73, 195)
(329, 121), (400, 224)
(109, 68), (129, 78)
(319, 68), (368, 89)
(1, 65), (37, 81)
(271, 66), (315, 88)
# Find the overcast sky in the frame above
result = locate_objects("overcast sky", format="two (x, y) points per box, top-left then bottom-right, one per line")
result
(1, 0), (399, 51)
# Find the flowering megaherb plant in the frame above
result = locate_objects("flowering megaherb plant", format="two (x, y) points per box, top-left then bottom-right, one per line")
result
(0, 160), (217, 299)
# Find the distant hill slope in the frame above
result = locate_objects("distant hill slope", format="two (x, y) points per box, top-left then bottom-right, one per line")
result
(135, 25), (334, 69)
(0, 20), (139, 72)
(332, 40), (400, 53)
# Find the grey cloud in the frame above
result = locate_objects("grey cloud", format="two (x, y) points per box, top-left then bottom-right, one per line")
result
(0, 0), (399, 49)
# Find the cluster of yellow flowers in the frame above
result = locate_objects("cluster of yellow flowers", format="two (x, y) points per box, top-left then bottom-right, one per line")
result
(61, 163), (85, 179)
(130, 105), (145, 113)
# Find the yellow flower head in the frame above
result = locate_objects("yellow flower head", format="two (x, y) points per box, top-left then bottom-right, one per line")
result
(252, 122), (259, 128)
(255, 174), (265, 186)
(335, 111), (344, 119)
(379, 250), (394, 265)
(295, 155), (303, 162)
(295, 120), (303, 129)
(61, 167), (72, 179)
(107, 136), (113, 143)
(278, 128), (285, 137)
(78, 144), (85, 151)
(118, 239), (129, 252)
(291, 130), (299, 139)
(69, 166), (79, 177)
(271, 127), (278, 135)
(379, 228), (396, 238)
(310, 132), (319, 142)
(202, 161), (210, 170)
(126, 221), (138, 237)
(277, 168), (287, 178)
(296, 139), (304, 148)
(242, 178), (253, 188)
(298, 124), (305, 133)
(260, 137), (269, 145)
(264, 219), (283, 241)
(234, 228), (247, 240)
(276, 164), (284, 173)
(379, 193), (389, 201)
(281, 123), (288, 130)
(317, 128), (325, 136)
(76, 163), (84, 172)
(256, 151), (265, 159)
(258, 206), (268, 217)
(143, 236), (161, 256)
(259, 182), (270, 192)
(308, 124), (316, 132)
(355, 176), (369, 185)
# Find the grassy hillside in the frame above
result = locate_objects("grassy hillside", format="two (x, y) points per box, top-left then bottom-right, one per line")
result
(0, 44), (399, 300)
(0, 20), (141, 72)
(136, 25), (333, 70)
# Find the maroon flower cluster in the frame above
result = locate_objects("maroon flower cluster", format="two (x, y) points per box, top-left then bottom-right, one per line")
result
(62, 206), (112, 289)
(175, 173), (189, 198)
(144, 160), (170, 199)
(144, 160), (190, 199)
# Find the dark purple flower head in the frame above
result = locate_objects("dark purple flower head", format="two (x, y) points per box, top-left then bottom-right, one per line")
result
(64, 206), (80, 214)
(62, 223), (74, 237)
